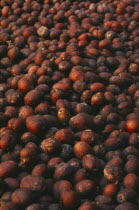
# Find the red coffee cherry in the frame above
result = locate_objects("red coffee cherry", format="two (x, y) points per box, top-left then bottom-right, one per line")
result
(80, 129), (98, 145)
(20, 147), (37, 163)
(53, 180), (73, 201)
(124, 156), (139, 174)
(74, 141), (92, 159)
(73, 168), (88, 183)
(69, 113), (91, 130)
(8, 47), (20, 61)
(18, 78), (34, 93)
(61, 189), (80, 208)
(26, 115), (47, 134)
(24, 90), (44, 106)
(82, 154), (101, 171)
(69, 69), (85, 82)
(8, 118), (25, 132)
(126, 118), (139, 132)
(102, 183), (118, 197)
(123, 173), (139, 190)
(57, 108), (71, 124)
(90, 82), (105, 93)
(0, 161), (17, 178)
(32, 164), (47, 177)
(11, 188), (33, 206)
(54, 129), (74, 144)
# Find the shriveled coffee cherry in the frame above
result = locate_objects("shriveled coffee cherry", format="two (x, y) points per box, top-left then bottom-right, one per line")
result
(19, 106), (34, 120)
(0, 132), (17, 151)
(93, 144), (106, 158)
(60, 144), (73, 160)
(1, 191), (12, 202)
(68, 158), (81, 173)
(40, 138), (61, 154)
(21, 132), (36, 144)
(73, 80), (86, 93)
(20, 175), (46, 194)
(82, 154), (101, 171)
(75, 179), (96, 197)
(6, 90), (23, 105)
(37, 26), (49, 38)
(117, 188), (137, 203)
(95, 195), (114, 205)
(53, 162), (72, 180)
(104, 164), (123, 182)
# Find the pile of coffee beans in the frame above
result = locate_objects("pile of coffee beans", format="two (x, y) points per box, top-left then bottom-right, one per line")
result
(0, 0), (139, 209)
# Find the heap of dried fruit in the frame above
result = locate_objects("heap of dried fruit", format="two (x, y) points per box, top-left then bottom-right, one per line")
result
(0, 0), (139, 209)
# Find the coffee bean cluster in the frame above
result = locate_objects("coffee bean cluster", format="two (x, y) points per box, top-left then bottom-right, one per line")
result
(0, 0), (139, 209)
